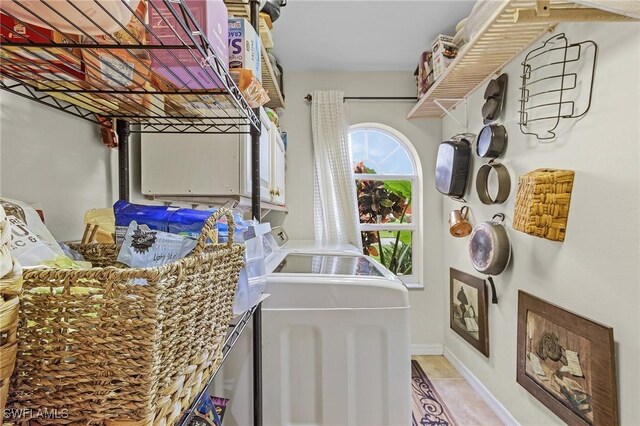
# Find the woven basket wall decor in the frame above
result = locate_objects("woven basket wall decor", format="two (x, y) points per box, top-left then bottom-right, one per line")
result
(0, 206), (23, 423)
(513, 169), (575, 242)
(6, 209), (244, 426)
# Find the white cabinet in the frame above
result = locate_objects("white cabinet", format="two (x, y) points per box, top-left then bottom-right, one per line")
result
(141, 108), (285, 208)
(270, 130), (286, 205)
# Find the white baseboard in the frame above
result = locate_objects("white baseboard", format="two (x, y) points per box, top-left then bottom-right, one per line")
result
(411, 344), (444, 355)
(444, 347), (520, 426)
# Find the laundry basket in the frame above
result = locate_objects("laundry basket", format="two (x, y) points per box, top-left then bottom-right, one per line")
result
(0, 207), (23, 422)
(6, 209), (244, 426)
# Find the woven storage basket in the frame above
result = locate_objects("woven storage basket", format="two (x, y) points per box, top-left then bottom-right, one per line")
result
(1, 207), (23, 424)
(513, 169), (575, 242)
(6, 209), (244, 426)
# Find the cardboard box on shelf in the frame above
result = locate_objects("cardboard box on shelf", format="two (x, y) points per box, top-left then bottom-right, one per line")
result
(149, 0), (229, 91)
(259, 14), (274, 50)
(1, 50), (84, 85)
(432, 34), (458, 81)
(0, 13), (82, 62)
(230, 68), (269, 107)
(417, 51), (434, 98)
(0, 12), (84, 82)
(83, 49), (151, 90)
(82, 1), (151, 90)
(164, 94), (238, 118)
(228, 18), (261, 83)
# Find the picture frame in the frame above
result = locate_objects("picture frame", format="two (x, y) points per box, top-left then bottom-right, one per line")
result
(449, 268), (489, 357)
(517, 291), (618, 426)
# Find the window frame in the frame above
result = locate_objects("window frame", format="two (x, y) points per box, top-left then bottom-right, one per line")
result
(349, 123), (423, 288)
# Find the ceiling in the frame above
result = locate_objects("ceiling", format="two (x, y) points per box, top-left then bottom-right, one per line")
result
(271, 0), (476, 72)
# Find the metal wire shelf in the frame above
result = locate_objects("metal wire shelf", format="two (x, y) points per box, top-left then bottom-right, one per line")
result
(0, 0), (261, 133)
(177, 301), (263, 426)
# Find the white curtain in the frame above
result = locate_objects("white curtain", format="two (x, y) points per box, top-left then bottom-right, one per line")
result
(311, 90), (362, 249)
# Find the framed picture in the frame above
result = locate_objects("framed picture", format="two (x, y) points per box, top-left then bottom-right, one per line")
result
(449, 268), (489, 357)
(517, 291), (618, 426)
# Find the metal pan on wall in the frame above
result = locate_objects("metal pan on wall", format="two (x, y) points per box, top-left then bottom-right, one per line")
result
(476, 124), (507, 158)
(435, 137), (472, 199)
(482, 74), (508, 124)
(476, 161), (511, 205)
(468, 213), (511, 303)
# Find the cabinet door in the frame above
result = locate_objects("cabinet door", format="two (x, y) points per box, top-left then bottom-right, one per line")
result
(243, 108), (272, 201)
(141, 132), (241, 196)
(271, 130), (286, 205)
(260, 112), (271, 201)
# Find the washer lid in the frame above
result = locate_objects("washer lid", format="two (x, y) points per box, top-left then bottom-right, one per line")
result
(272, 254), (384, 276)
(265, 254), (409, 309)
(282, 240), (360, 254)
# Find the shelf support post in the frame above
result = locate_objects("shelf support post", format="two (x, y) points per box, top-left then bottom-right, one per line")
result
(249, 1), (263, 426)
(116, 120), (131, 201)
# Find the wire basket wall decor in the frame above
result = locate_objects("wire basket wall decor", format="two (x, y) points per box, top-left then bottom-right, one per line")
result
(518, 33), (597, 141)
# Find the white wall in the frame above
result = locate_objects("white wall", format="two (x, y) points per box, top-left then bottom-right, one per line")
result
(441, 23), (640, 425)
(280, 71), (444, 347)
(0, 90), (114, 241)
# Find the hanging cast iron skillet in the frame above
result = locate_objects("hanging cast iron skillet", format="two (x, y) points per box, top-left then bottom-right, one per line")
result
(476, 124), (507, 158)
(468, 213), (511, 303)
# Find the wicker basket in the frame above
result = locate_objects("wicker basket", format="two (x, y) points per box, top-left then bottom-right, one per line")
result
(513, 169), (575, 242)
(1, 207), (23, 425)
(6, 209), (244, 426)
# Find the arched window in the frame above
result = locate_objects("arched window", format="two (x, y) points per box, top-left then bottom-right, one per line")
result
(349, 123), (422, 285)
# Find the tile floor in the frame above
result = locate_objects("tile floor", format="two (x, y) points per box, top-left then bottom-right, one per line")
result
(413, 355), (504, 426)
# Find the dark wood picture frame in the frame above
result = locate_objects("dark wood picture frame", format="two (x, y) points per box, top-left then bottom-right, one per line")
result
(449, 268), (489, 357)
(517, 291), (618, 426)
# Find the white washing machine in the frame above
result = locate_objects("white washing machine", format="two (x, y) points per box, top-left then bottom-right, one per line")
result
(214, 228), (411, 426)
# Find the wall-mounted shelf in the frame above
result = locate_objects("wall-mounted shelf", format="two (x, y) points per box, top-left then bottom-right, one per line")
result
(407, 0), (638, 119)
(225, 1), (286, 109)
(0, 0), (260, 133)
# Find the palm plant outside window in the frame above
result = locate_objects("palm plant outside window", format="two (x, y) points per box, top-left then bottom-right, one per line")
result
(349, 123), (421, 284)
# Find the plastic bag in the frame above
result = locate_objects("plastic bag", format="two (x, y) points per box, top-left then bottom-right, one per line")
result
(0, 206), (13, 278)
(114, 201), (250, 243)
(0, 206), (22, 300)
(117, 221), (197, 268)
(233, 234), (266, 315)
(6, 215), (80, 268)
(114, 200), (177, 243)
(1, 197), (66, 258)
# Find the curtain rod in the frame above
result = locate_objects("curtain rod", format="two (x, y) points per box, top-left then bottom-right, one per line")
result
(304, 94), (417, 103)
